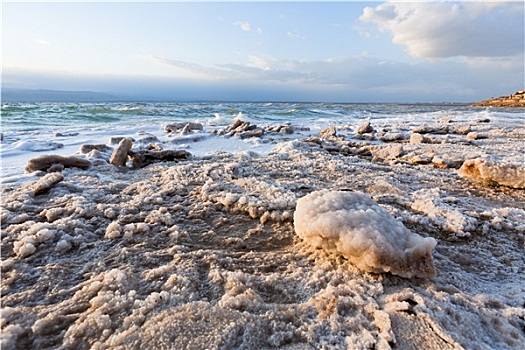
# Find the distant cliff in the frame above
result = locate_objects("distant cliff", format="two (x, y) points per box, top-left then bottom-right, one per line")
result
(471, 90), (525, 107)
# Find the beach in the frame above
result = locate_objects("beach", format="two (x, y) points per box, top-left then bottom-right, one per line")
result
(1, 103), (525, 349)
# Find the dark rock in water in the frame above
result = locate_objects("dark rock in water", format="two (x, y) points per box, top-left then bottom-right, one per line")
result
(475, 118), (491, 123)
(54, 132), (80, 137)
(109, 138), (133, 167)
(79, 144), (112, 154)
(266, 124), (294, 135)
(239, 128), (265, 139)
(31, 172), (64, 195)
(164, 122), (204, 133)
(129, 150), (191, 168)
(25, 155), (92, 173)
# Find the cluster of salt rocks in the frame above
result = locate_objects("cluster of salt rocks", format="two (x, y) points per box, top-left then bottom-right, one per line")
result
(300, 119), (524, 189)
(212, 119), (295, 139)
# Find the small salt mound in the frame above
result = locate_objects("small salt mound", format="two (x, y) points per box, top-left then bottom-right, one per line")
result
(458, 157), (525, 189)
(294, 190), (437, 278)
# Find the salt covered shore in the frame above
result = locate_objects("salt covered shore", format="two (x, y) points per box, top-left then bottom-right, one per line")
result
(1, 117), (525, 349)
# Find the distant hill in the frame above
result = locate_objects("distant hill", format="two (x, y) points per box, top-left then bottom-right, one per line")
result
(1, 88), (125, 103)
(471, 90), (525, 107)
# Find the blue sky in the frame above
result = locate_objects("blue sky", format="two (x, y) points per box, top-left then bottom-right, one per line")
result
(2, 1), (524, 102)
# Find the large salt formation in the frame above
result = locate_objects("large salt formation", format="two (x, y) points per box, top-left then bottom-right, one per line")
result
(294, 190), (437, 278)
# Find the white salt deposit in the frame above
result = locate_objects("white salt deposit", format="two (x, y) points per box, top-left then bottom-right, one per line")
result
(458, 157), (525, 189)
(294, 190), (437, 278)
(2, 104), (525, 349)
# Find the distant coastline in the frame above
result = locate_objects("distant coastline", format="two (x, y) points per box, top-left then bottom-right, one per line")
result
(1, 88), (125, 103)
(471, 90), (525, 107)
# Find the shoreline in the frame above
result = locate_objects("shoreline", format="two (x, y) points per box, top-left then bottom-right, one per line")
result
(471, 90), (525, 108)
(2, 116), (525, 349)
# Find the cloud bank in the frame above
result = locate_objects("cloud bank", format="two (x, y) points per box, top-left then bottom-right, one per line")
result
(359, 2), (524, 60)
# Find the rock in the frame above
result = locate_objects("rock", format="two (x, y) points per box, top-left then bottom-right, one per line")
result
(449, 124), (472, 135)
(410, 133), (425, 144)
(79, 144), (112, 154)
(432, 154), (464, 169)
(129, 150), (191, 168)
(54, 132), (79, 137)
(355, 121), (374, 134)
(466, 132), (488, 140)
(164, 122), (204, 133)
(458, 158), (525, 189)
(239, 128), (265, 139)
(412, 124), (449, 135)
(371, 145), (404, 162)
(266, 124), (294, 135)
(379, 132), (407, 142)
(147, 143), (163, 151)
(475, 118), (490, 123)
(318, 126), (340, 141)
(109, 138), (133, 167)
(31, 173), (64, 195)
(25, 155), (91, 173)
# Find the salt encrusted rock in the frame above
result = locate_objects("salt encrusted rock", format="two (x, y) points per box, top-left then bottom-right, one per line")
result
(410, 133), (425, 144)
(239, 128), (265, 139)
(466, 132), (488, 140)
(449, 124), (472, 135)
(31, 172), (64, 195)
(371, 145), (404, 162)
(318, 126), (341, 141)
(164, 122), (204, 133)
(355, 121), (374, 134)
(109, 138), (133, 167)
(412, 124), (448, 135)
(379, 132), (407, 142)
(129, 149), (191, 168)
(458, 158), (525, 189)
(25, 154), (91, 173)
(294, 190), (437, 278)
(432, 154), (464, 169)
(266, 124), (294, 135)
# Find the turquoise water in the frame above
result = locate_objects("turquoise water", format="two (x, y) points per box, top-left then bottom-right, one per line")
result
(4, 101), (521, 133)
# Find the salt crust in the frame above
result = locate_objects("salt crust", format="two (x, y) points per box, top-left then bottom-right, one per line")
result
(458, 157), (525, 189)
(294, 190), (437, 278)
(2, 119), (525, 349)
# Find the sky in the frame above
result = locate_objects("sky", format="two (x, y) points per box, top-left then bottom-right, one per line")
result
(2, 1), (524, 102)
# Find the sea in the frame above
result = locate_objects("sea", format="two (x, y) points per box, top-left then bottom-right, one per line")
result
(1, 101), (523, 182)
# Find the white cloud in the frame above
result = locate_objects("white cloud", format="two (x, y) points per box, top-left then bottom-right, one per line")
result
(35, 39), (51, 46)
(359, 2), (524, 60)
(287, 30), (306, 41)
(234, 21), (251, 32)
